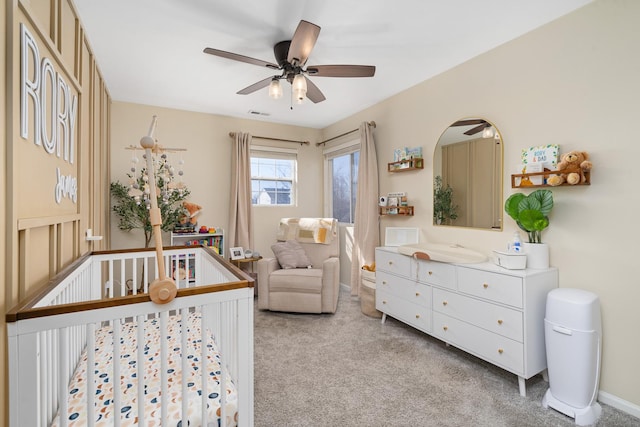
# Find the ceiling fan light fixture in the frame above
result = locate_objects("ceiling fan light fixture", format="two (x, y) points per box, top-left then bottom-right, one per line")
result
(268, 78), (282, 99)
(292, 74), (307, 103)
(482, 126), (494, 139)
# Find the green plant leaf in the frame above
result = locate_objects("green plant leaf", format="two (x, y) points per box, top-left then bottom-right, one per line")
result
(504, 193), (525, 221)
(518, 209), (549, 232)
(529, 189), (554, 216)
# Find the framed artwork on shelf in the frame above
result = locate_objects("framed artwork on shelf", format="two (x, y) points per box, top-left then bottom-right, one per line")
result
(230, 247), (245, 260)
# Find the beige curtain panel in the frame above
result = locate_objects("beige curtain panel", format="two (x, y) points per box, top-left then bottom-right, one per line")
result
(350, 122), (379, 296)
(228, 132), (254, 255)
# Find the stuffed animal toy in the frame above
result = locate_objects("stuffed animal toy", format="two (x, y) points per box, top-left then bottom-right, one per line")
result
(547, 150), (592, 186)
(181, 201), (202, 225)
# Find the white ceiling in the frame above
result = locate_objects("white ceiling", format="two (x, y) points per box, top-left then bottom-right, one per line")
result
(73, 0), (592, 129)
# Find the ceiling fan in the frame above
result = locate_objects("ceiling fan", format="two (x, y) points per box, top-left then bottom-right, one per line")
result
(450, 119), (492, 136)
(203, 20), (376, 104)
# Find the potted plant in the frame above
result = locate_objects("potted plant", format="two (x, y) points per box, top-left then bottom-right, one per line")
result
(504, 189), (553, 268)
(111, 165), (190, 248)
(433, 175), (458, 225)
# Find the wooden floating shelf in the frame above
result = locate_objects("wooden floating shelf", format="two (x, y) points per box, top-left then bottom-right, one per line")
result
(388, 158), (424, 172)
(511, 168), (591, 189)
(379, 206), (414, 216)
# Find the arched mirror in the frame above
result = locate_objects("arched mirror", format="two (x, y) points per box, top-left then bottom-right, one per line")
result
(433, 118), (503, 230)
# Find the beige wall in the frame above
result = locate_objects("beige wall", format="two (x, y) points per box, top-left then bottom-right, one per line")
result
(323, 0), (640, 411)
(110, 102), (323, 258)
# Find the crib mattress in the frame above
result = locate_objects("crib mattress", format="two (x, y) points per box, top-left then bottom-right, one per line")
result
(51, 312), (238, 427)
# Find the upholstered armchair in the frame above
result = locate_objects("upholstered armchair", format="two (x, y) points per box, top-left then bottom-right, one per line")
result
(257, 218), (340, 314)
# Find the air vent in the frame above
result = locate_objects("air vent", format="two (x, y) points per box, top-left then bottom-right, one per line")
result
(248, 110), (270, 116)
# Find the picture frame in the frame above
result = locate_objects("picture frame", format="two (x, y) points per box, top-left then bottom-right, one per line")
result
(230, 247), (245, 260)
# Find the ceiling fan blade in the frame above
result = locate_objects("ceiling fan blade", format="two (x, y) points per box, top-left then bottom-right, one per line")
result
(304, 77), (326, 103)
(452, 119), (486, 127)
(287, 20), (320, 66)
(306, 65), (376, 78)
(204, 47), (279, 70)
(464, 123), (489, 135)
(237, 76), (274, 95)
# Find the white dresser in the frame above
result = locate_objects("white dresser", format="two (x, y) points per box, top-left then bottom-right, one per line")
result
(375, 246), (558, 396)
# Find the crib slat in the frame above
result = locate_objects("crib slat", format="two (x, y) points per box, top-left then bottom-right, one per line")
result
(59, 328), (69, 427)
(113, 319), (122, 427)
(180, 308), (189, 425)
(87, 323), (96, 427)
(136, 315), (146, 426)
(160, 311), (169, 424)
(200, 306), (208, 425)
(220, 302), (228, 427)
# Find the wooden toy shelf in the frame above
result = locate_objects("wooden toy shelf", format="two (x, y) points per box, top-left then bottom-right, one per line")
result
(379, 206), (414, 216)
(388, 158), (424, 172)
(511, 168), (590, 189)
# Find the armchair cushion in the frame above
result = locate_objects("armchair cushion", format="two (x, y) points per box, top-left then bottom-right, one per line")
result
(270, 240), (312, 269)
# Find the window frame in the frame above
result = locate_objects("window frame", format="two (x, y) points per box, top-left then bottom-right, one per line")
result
(250, 146), (298, 207)
(323, 138), (360, 224)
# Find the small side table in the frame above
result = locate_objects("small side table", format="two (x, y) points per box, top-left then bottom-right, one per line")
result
(231, 257), (262, 292)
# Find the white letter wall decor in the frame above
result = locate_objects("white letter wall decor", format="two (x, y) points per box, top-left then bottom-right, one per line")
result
(20, 23), (78, 204)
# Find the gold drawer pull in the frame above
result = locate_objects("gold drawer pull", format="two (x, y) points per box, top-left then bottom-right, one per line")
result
(388, 261), (393, 265)
(415, 292), (420, 297)
(498, 348), (504, 354)
(497, 319), (503, 325)
(442, 301), (448, 306)
(443, 326), (448, 331)
(483, 283), (489, 289)
(428, 271), (433, 276)
(382, 281), (387, 285)
(382, 300), (387, 304)
(415, 314), (420, 319)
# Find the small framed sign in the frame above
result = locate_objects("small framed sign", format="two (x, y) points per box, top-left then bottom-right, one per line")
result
(230, 247), (245, 260)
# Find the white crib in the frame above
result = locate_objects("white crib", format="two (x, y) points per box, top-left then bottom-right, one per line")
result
(6, 246), (254, 427)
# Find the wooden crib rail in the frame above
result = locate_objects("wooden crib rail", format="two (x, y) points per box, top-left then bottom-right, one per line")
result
(6, 246), (254, 322)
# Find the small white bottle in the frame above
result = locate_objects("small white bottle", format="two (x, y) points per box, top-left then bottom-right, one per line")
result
(510, 231), (522, 253)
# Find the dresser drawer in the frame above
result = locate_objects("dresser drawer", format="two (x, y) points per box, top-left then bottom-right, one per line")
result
(433, 312), (524, 374)
(413, 259), (457, 289)
(377, 289), (432, 332)
(457, 267), (523, 308)
(432, 288), (523, 342)
(377, 271), (431, 306)
(376, 249), (412, 277)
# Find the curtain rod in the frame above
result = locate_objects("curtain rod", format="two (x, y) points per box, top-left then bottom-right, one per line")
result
(315, 121), (376, 147)
(229, 132), (309, 146)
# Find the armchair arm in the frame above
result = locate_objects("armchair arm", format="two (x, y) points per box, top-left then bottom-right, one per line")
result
(321, 256), (340, 313)
(257, 257), (280, 309)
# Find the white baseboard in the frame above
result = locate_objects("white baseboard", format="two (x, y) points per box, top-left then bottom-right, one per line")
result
(599, 390), (640, 419)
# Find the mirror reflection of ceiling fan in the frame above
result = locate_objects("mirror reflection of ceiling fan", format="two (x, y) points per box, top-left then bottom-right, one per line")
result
(450, 119), (493, 136)
(203, 20), (376, 104)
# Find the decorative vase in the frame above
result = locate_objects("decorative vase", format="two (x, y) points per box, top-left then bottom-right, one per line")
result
(523, 242), (550, 269)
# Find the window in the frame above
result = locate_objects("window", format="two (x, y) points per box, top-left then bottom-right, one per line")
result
(325, 141), (359, 223)
(251, 148), (297, 206)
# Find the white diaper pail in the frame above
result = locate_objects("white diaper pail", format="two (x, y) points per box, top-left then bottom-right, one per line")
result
(542, 288), (602, 426)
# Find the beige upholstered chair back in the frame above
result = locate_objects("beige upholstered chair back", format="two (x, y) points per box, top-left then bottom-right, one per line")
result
(298, 236), (339, 268)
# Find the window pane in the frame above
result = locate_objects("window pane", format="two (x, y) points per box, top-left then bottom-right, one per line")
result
(251, 154), (295, 206)
(332, 154), (353, 223)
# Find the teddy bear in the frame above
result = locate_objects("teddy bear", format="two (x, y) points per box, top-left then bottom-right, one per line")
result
(547, 150), (592, 186)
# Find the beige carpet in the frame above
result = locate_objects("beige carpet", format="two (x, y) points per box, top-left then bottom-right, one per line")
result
(253, 288), (639, 427)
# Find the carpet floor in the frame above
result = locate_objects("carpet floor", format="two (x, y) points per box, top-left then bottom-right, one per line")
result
(253, 288), (639, 427)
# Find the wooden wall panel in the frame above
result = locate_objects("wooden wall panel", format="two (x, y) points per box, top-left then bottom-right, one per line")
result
(60, 0), (78, 70)
(4, 2), (112, 422)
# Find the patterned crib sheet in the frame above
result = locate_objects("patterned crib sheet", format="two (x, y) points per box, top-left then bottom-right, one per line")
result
(51, 312), (238, 427)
